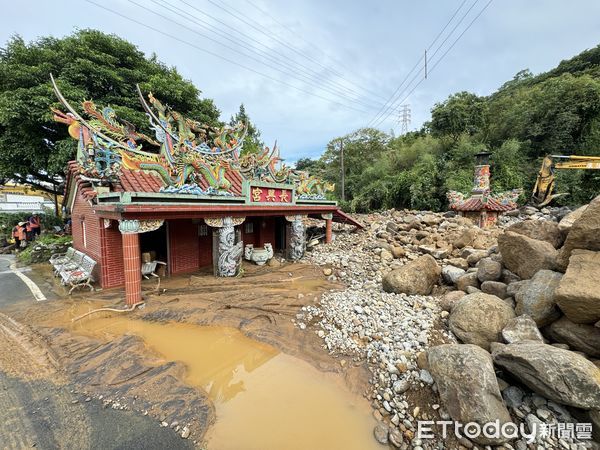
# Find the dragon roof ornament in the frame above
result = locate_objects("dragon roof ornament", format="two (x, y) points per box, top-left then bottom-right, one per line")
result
(51, 75), (334, 199)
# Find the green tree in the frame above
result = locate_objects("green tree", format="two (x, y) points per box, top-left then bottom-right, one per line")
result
(429, 91), (488, 142)
(0, 30), (220, 198)
(229, 103), (263, 155)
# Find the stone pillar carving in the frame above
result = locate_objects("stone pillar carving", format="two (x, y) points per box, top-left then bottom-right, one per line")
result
(285, 215), (306, 261)
(205, 217), (245, 277)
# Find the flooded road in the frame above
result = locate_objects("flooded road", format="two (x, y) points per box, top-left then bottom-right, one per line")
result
(71, 315), (379, 450)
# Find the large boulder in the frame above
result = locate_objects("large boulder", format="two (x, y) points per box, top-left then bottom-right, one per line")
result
(554, 250), (600, 324)
(497, 231), (558, 279)
(501, 315), (544, 343)
(556, 195), (600, 269)
(492, 341), (600, 409)
(558, 204), (587, 233)
(452, 228), (479, 249)
(382, 254), (441, 295)
(441, 265), (465, 285)
(455, 272), (479, 291)
(543, 316), (600, 358)
(428, 344), (512, 445)
(481, 281), (508, 299)
(449, 293), (516, 350)
(514, 270), (563, 327)
(507, 220), (565, 249)
(476, 258), (502, 282)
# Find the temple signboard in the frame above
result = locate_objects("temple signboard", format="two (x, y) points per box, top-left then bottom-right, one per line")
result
(250, 186), (293, 203)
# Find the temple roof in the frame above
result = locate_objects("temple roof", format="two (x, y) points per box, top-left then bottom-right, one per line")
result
(450, 196), (515, 212)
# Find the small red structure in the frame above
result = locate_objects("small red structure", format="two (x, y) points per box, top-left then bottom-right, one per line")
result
(447, 152), (519, 228)
(55, 77), (361, 305)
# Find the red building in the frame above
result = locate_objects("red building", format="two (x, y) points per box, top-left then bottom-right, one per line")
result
(55, 76), (360, 305)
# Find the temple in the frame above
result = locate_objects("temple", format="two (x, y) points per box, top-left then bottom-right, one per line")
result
(53, 75), (361, 305)
(447, 152), (520, 228)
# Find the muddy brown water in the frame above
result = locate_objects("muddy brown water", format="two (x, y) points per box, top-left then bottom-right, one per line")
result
(70, 314), (379, 450)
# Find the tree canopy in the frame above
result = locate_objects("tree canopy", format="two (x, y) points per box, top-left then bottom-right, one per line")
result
(0, 29), (221, 194)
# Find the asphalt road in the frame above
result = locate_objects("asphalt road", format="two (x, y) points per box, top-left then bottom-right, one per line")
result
(0, 372), (194, 450)
(0, 255), (36, 307)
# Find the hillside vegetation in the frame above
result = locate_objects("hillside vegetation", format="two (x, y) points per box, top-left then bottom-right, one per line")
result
(299, 45), (600, 212)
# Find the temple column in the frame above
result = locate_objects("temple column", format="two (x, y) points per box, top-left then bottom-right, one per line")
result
(285, 215), (307, 261)
(322, 213), (333, 244)
(119, 219), (164, 305)
(205, 217), (245, 277)
(119, 220), (142, 306)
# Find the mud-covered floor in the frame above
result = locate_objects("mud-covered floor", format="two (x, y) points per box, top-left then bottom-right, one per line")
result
(2, 260), (375, 448)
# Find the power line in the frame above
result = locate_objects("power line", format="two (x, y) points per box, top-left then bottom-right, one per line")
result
(242, 0), (389, 101)
(374, 0), (494, 128)
(368, 0), (473, 128)
(158, 0), (387, 109)
(177, 0), (387, 107)
(371, 0), (486, 128)
(128, 0), (384, 111)
(83, 0), (372, 114)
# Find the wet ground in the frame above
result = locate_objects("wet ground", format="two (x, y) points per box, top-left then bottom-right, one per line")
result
(2, 260), (379, 449)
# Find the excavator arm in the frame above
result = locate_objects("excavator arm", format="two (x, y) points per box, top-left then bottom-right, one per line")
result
(532, 155), (600, 206)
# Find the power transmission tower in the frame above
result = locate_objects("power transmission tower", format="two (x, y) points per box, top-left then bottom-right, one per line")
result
(398, 104), (411, 134)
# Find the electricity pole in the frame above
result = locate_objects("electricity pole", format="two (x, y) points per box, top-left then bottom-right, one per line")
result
(339, 138), (345, 202)
(398, 104), (411, 135)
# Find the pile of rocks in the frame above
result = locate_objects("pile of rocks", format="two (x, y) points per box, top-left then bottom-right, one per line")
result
(301, 201), (600, 448)
(433, 196), (600, 447)
(498, 205), (572, 227)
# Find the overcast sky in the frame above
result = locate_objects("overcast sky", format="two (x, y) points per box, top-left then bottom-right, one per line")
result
(2, 0), (600, 163)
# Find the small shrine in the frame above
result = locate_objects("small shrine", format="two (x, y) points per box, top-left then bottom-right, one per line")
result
(52, 75), (361, 305)
(447, 152), (520, 228)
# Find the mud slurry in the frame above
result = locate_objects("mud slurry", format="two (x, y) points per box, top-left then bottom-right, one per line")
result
(71, 315), (379, 450)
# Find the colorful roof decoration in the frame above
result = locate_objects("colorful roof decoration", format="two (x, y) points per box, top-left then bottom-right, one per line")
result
(448, 194), (518, 212)
(51, 74), (334, 202)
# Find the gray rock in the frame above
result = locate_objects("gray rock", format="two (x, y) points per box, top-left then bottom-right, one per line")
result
(442, 265), (466, 285)
(543, 316), (600, 358)
(456, 272), (479, 292)
(427, 344), (512, 445)
(506, 280), (528, 298)
(501, 269), (521, 285)
(373, 423), (389, 444)
(507, 220), (565, 249)
(481, 281), (508, 299)
(449, 292), (516, 350)
(554, 250), (600, 324)
(502, 385), (524, 409)
(514, 270), (562, 327)
(477, 258), (503, 282)
(501, 315), (544, 343)
(382, 254), (441, 295)
(393, 379), (409, 394)
(439, 290), (466, 312)
(498, 231), (558, 280)
(492, 341), (600, 410)
(556, 195), (600, 269)
(557, 204), (587, 233)
(419, 369), (434, 385)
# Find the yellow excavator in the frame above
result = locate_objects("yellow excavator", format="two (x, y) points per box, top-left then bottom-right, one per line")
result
(532, 155), (600, 206)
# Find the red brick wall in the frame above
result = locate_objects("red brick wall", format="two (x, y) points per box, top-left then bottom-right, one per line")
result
(100, 224), (124, 288)
(71, 192), (102, 282)
(169, 219), (200, 274)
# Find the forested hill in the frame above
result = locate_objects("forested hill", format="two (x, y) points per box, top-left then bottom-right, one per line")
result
(299, 45), (600, 212)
